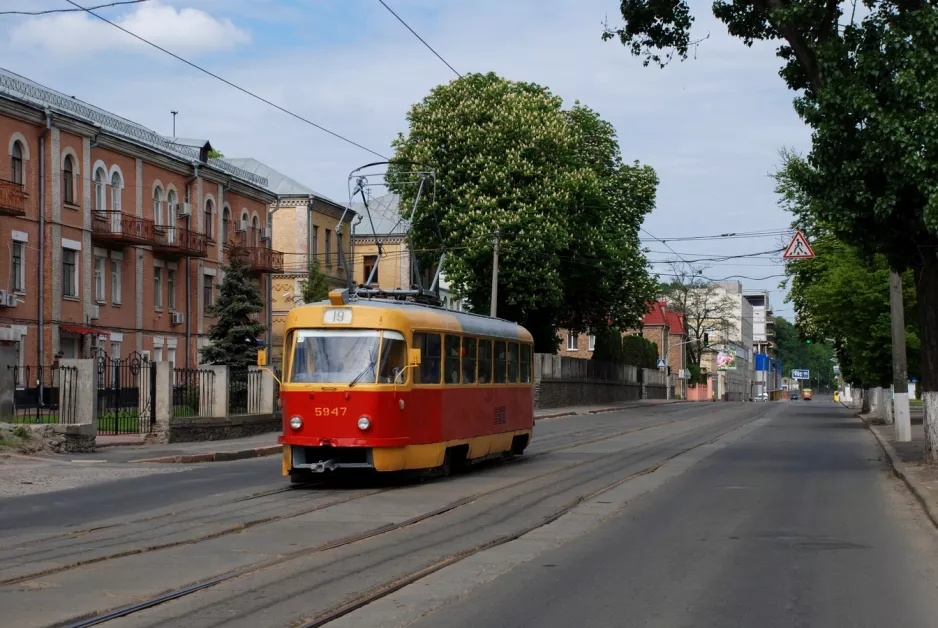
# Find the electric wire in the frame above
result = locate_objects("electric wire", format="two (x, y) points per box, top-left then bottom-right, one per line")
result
(63, 0), (388, 159)
(0, 0), (147, 15)
(377, 0), (462, 78)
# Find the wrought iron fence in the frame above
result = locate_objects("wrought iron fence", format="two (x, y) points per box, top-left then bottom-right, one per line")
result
(172, 368), (216, 418)
(229, 369), (262, 415)
(96, 352), (155, 435)
(6, 365), (78, 424)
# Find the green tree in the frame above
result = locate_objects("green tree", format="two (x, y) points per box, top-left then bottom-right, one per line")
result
(591, 327), (625, 364)
(662, 261), (737, 369)
(605, 0), (938, 454)
(772, 316), (837, 391)
(388, 72), (657, 349)
(299, 262), (330, 304)
(199, 246), (266, 369)
(621, 334), (659, 369)
(208, 149), (224, 159)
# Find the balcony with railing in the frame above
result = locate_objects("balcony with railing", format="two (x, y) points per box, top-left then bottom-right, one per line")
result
(238, 246), (284, 273)
(152, 225), (208, 258)
(0, 179), (27, 217)
(92, 211), (157, 246)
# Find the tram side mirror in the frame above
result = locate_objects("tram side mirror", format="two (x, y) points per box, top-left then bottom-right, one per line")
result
(257, 349), (268, 367)
(408, 348), (421, 366)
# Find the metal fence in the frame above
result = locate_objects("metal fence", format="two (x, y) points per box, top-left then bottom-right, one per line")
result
(96, 352), (155, 435)
(7, 365), (79, 424)
(228, 369), (262, 415)
(172, 368), (216, 418)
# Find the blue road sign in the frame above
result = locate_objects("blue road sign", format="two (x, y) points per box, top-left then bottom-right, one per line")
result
(657, 359), (667, 368)
(791, 369), (810, 380)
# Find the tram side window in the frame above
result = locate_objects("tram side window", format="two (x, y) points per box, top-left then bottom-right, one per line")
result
(478, 339), (493, 384)
(444, 335), (461, 384)
(462, 337), (477, 384)
(507, 343), (519, 383)
(414, 332), (442, 384)
(494, 341), (507, 384)
(520, 344), (532, 383)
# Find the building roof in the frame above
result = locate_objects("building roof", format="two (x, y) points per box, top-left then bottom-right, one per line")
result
(223, 157), (342, 206)
(642, 300), (669, 326)
(0, 67), (268, 189)
(352, 193), (408, 236)
(666, 311), (686, 335)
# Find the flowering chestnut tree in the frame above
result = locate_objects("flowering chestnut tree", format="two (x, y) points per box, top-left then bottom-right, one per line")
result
(388, 72), (657, 349)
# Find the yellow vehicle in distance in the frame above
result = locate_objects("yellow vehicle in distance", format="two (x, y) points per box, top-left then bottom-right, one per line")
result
(802, 388), (814, 401)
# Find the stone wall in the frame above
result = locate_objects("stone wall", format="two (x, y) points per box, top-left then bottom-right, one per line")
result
(533, 354), (671, 409)
(165, 413), (281, 443)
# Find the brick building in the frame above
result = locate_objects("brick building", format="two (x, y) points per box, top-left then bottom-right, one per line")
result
(0, 68), (280, 370)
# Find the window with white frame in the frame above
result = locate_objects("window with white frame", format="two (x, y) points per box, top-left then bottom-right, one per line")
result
(588, 335), (596, 352)
(63, 248), (78, 298)
(251, 215), (259, 247)
(111, 255), (122, 305)
(566, 333), (578, 351)
(168, 346), (177, 367)
(94, 168), (107, 214)
(11, 241), (24, 293)
(167, 268), (176, 310)
(154, 264), (163, 309)
(153, 186), (164, 227)
(110, 171), (122, 213)
(154, 345), (163, 362)
(94, 254), (106, 302)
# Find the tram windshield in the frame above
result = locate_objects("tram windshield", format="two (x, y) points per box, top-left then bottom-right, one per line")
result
(289, 329), (407, 384)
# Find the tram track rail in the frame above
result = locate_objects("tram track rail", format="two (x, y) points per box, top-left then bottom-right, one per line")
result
(2, 403), (735, 587)
(43, 404), (764, 628)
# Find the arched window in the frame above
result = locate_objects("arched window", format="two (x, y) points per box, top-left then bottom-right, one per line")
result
(63, 155), (75, 204)
(251, 216), (259, 247)
(94, 168), (107, 214)
(166, 190), (178, 242)
(11, 141), (24, 185)
(204, 199), (214, 240)
(240, 212), (248, 244)
(110, 171), (122, 213)
(222, 207), (230, 244)
(153, 187), (164, 227)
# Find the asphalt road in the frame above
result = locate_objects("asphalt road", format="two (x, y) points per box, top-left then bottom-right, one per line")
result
(405, 402), (938, 628)
(0, 456), (282, 535)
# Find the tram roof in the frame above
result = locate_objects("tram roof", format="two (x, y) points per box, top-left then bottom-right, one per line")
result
(296, 298), (532, 342)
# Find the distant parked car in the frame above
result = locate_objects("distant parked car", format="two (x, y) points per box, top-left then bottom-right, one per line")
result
(790, 393), (800, 401)
(756, 392), (768, 402)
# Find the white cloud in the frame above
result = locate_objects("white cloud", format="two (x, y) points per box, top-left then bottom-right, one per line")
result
(9, 1), (249, 56)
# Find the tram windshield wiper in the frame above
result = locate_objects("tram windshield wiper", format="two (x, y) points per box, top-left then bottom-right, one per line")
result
(348, 357), (377, 388)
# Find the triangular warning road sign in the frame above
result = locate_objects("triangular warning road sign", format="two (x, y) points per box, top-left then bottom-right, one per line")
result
(783, 231), (815, 259)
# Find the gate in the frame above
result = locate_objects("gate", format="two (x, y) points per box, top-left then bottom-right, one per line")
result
(96, 351), (156, 435)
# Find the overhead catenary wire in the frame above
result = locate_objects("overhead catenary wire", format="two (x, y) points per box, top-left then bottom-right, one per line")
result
(63, 0), (388, 159)
(0, 0), (148, 15)
(377, 0), (462, 78)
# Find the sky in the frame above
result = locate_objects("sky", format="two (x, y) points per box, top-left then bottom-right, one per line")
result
(0, 0), (811, 320)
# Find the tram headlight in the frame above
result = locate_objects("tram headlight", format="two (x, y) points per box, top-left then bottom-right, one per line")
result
(289, 416), (303, 430)
(357, 416), (371, 431)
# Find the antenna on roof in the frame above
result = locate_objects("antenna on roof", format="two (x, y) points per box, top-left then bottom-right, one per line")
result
(335, 161), (443, 306)
(171, 110), (178, 137)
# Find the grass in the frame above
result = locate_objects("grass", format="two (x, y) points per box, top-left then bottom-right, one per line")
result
(910, 398), (923, 407)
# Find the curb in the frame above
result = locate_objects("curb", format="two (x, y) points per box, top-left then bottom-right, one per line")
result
(859, 415), (938, 531)
(134, 444), (282, 464)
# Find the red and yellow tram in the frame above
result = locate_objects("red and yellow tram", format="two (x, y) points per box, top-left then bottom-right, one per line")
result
(276, 291), (535, 481)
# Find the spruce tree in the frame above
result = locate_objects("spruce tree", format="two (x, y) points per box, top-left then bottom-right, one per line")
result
(299, 261), (331, 304)
(199, 246), (267, 369)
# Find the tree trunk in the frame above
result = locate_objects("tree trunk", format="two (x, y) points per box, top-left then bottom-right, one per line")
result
(861, 389), (871, 414)
(914, 253), (938, 461)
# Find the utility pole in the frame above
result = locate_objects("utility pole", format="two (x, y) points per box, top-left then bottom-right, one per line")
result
(890, 269), (911, 441)
(490, 229), (500, 318)
(171, 110), (178, 137)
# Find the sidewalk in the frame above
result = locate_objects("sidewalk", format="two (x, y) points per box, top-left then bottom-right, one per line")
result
(76, 399), (687, 465)
(859, 409), (938, 530)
